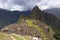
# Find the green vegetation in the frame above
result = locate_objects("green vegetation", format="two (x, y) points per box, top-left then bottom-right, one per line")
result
(12, 34), (32, 40)
(54, 33), (60, 40)
(12, 34), (24, 40)
(26, 20), (49, 40)
(23, 36), (31, 40)
(0, 32), (31, 40)
(0, 32), (13, 40)
(26, 20), (34, 27)
(18, 19), (22, 24)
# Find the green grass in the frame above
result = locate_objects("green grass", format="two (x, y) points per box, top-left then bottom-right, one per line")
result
(12, 34), (24, 40)
(26, 20), (49, 40)
(12, 34), (31, 40)
(0, 32), (13, 40)
(26, 20), (34, 27)
(23, 36), (31, 40)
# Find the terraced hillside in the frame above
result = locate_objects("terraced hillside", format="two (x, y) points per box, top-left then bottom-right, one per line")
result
(0, 6), (57, 40)
(0, 18), (56, 40)
(0, 6), (58, 40)
(0, 32), (34, 40)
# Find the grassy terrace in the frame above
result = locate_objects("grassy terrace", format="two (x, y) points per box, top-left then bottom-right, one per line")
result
(0, 32), (13, 40)
(12, 34), (32, 40)
(0, 32), (31, 40)
(23, 36), (31, 40)
(26, 20), (49, 40)
(12, 34), (24, 40)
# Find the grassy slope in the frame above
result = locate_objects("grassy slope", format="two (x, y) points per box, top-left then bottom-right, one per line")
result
(0, 19), (55, 40)
(0, 32), (32, 40)
(0, 32), (13, 40)
(26, 20), (49, 40)
(11, 34), (32, 40)
(12, 34), (24, 40)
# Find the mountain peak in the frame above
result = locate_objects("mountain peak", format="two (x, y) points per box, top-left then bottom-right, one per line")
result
(29, 6), (42, 19)
(32, 6), (41, 12)
(33, 6), (39, 10)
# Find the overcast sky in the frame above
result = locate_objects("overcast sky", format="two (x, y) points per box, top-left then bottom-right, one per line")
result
(0, 0), (60, 11)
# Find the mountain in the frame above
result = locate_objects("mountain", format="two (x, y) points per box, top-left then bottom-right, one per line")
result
(30, 6), (60, 40)
(0, 6), (60, 40)
(0, 9), (20, 29)
(44, 8), (60, 19)
(0, 9), (31, 29)
(0, 6), (57, 40)
(28, 6), (60, 32)
(43, 8), (60, 40)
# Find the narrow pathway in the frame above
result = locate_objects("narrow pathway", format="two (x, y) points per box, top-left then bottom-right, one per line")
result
(10, 36), (16, 40)
(12, 34), (25, 40)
